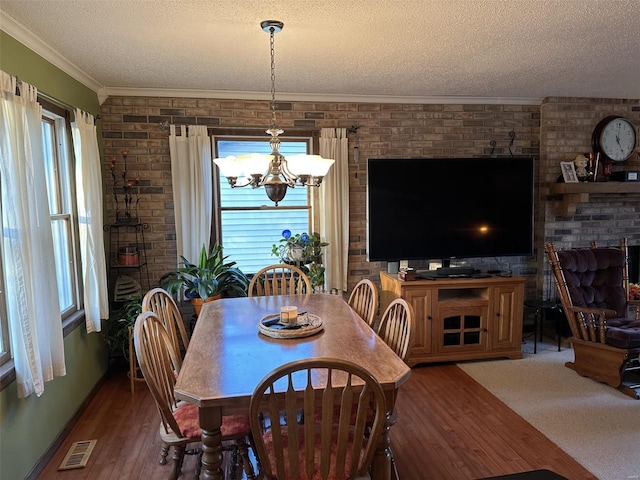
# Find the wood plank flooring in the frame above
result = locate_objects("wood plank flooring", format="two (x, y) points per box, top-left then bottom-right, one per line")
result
(37, 362), (596, 480)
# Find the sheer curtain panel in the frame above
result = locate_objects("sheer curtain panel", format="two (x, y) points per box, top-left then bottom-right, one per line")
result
(0, 71), (66, 398)
(71, 108), (109, 333)
(318, 128), (349, 293)
(169, 125), (213, 264)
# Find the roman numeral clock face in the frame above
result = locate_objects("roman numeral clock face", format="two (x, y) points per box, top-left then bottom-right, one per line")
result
(591, 116), (638, 162)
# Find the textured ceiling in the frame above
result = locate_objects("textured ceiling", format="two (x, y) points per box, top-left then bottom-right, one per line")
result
(1, 0), (639, 102)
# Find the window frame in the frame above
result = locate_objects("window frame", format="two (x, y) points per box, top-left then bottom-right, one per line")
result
(212, 130), (318, 274)
(41, 106), (83, 320)
(0, 190), (10, 368)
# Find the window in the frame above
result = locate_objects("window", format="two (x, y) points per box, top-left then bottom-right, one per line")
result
(0, 106), (81, 368)
(0, 94), (82, 372)
(41, 110), (81, 318)
(214, 136), (312, 274)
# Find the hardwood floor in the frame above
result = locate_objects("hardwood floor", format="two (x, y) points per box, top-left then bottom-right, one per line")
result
(37, 362), (596, 480)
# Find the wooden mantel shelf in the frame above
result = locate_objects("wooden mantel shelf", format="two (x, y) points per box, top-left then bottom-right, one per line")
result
(549, 182), (640, 216)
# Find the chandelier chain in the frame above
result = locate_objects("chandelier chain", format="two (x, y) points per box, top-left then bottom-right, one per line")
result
(269, 26), (277, 128)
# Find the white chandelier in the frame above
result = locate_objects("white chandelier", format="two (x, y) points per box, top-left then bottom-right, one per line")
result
(213, 20), (335, 206)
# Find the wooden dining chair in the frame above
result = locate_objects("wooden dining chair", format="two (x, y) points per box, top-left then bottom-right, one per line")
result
(141, 288), (193, 468)
(248, 263), (311, 297)
(348, 279), (379, 328)
(249, 357), (386, 480)
(134, 311), (256, 480)
(376, 297), (415, 480)
(377, 298), (414, 363)
(142, 288), (190, 358)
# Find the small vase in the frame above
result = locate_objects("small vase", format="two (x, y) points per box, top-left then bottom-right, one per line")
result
(288, 245), (305, 262)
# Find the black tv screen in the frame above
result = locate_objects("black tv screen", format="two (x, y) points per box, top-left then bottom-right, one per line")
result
(366, 157), (534, 262)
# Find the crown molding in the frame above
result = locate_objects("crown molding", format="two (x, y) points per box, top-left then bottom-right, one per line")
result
(2, 12), (541, 106)
(1, 13), (104, 94)
(105, 86), (543, 105)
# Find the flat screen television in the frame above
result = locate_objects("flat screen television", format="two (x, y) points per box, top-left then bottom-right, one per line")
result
(366, 157), (535, 262)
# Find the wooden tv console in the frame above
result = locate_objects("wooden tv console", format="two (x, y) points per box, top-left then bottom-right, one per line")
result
(380, 271), (525, 366)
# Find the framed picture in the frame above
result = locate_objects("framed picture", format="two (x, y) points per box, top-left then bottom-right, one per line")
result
(560, 161), (579, 183)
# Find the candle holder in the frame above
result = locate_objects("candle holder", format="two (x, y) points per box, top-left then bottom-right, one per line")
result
(110, 149), (140, 224)
(279, 306), (298, 325)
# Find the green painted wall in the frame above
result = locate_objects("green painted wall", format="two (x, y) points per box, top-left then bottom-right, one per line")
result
(0, 31), (100, 115)
(0, 30), (108, 480)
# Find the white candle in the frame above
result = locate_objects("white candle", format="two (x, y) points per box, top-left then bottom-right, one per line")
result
(280, 306), (298, 325)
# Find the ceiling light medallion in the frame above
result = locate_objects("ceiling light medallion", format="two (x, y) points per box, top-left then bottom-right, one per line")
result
(213, 20), (335, 206)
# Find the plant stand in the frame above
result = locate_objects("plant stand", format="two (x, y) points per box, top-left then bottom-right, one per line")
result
(106, 222), (150, 307)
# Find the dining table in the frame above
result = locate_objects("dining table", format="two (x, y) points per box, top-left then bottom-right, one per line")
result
(174, 293), (412, 480)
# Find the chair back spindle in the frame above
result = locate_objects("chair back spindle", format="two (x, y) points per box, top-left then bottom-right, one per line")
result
(249, 264), (311, 297)
(142, 288), (189, 357)
(377, 298), (414, 363)
(249, 358), (386, 480)
(348, 279), (379, 328)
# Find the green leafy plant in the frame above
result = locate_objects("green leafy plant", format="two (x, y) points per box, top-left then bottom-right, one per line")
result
(105, 292), (144, 359)
(271, 229), (329, 292)
(160, 244), (249, 299)
(308, 262), (326, 293)
(271, 229), (328, 264)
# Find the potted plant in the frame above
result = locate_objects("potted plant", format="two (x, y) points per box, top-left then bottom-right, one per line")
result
(160, 244), (249, 315)
(271, 229), (329, 291)
(105, 292), (145, 362)
(271, 229), (328, 265)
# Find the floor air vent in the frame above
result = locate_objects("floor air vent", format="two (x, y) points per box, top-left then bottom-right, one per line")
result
(58, 439), (97, 471)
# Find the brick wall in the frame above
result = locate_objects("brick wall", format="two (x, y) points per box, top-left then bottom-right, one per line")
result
(539, 97), (640, 299)
(100, 95), (639, 304)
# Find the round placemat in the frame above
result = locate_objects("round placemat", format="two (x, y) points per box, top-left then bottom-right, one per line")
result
(258, 313), (324, 339)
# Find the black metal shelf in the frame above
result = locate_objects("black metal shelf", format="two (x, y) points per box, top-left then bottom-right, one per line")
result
(104, 222), (150, 304)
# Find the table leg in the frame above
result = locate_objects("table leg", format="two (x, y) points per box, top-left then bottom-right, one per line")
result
(199, 407), (224, 480)
(534, 308), (539, 354)
(371, 391), (395, 480)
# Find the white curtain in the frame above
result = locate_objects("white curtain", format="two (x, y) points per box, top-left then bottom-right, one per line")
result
(318, 128), (349, 294)
(71, 108), (109, 333)
(0, 71), (66, 398)
(168, 125), (212, 263)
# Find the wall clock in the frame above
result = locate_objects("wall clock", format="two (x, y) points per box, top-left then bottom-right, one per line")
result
(591, 115), (637, 162)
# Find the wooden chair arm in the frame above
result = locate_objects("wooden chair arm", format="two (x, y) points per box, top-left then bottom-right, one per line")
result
(565, 306), (613, 343)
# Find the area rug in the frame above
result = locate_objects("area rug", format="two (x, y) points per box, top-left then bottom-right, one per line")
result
(457, 341), (640, 480)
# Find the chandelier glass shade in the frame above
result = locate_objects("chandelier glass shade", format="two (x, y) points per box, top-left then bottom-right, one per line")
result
(213, 20), (334, 206)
